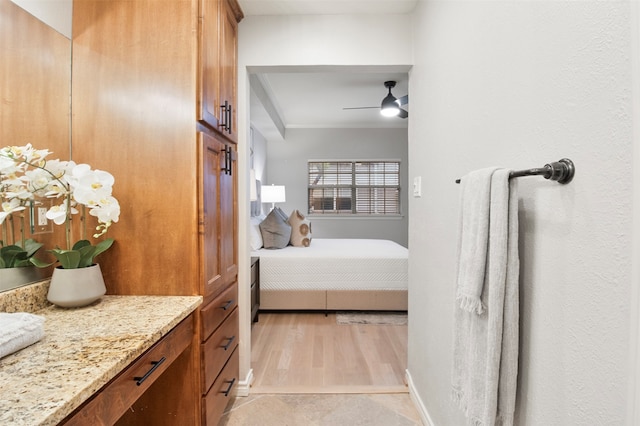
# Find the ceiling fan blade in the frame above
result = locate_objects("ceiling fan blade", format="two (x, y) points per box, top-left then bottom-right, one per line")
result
(342, 106), (379, 110)
(398, 95), (409, 106)
(398, 108), (409, 119)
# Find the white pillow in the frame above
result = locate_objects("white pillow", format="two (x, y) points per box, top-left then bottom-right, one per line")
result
(249, 215), (265, 250)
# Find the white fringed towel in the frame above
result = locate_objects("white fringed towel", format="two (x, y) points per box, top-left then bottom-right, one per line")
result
(0, 312), (45, 359)
(452, 168), (519, 426)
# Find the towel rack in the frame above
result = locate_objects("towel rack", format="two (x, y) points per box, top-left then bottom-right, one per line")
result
(455, 158), (575, 184)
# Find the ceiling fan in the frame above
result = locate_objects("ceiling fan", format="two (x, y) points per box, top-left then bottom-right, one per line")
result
(343, 80), (409, 119)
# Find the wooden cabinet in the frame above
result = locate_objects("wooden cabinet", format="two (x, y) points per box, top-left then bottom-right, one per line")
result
(71, 0), (242, 424)
(251, 257), (260, 323)
(63, 315), (194, 426)
(200, 290), (239, 422)
(199, 0), (242, 142)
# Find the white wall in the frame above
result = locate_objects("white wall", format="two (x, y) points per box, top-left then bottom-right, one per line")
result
(236, 13), (413, 393)
(408, 1), (634, 425)
(265, 127), (409, 247)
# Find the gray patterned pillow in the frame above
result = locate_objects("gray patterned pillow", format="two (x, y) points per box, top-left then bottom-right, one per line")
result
(259, 208), (292, 249)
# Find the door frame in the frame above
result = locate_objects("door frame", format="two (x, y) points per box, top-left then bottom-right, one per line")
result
(629, 2), (640, 424)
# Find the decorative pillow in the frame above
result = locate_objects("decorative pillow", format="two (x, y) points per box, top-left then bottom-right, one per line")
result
(288, 209), (312, 247)
(259, 209), (292, 249)
(273, 206), (289, 223)
(249, 215), (265, 250)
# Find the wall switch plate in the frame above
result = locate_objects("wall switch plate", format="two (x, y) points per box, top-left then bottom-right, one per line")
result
(30, 200), (54, 234)
(413, 176), (422, 197)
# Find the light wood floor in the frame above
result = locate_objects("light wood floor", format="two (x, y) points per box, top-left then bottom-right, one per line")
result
(250, 312), (408, 394)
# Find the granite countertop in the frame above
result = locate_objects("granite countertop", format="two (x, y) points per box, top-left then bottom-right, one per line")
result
(0, 293), (202, 426)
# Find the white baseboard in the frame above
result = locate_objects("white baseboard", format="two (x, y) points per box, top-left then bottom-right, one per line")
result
(235, 368), (254, 397)
(405, 369), (436, 426)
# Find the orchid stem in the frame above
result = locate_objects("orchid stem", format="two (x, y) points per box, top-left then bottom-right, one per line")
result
(20, 214), (25, 247)
(65, 194), (72, 250)
(8, 214), (15, 245)
(1, 220), (7, 245)
(81, 205), (86, 241)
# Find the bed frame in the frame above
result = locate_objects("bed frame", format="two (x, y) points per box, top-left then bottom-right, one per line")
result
(260, 289), (408, 311)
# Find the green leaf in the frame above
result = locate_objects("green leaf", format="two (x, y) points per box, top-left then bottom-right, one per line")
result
(29, 257), (54, 268)
(48, 249), (82, 269)
(92, 239), (114, 259)
(77, 244), (97, 268)
(23, 239), (44, 257)
(72, 240), (92, 251)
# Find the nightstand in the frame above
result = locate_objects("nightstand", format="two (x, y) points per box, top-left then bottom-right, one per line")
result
(250, 257), (260, 323)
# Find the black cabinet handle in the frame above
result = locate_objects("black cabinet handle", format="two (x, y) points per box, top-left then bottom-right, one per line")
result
(222, 335), (236, 351)
(219, 100), (231, 133)
(221, 377), (236, 397)
(133, 357), (166, 386)
(221, 146), (229, 175)
(219, 101), (227, 130)
(220, 299), (234, 310)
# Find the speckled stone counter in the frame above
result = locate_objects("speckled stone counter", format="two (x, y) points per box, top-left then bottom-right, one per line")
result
(0, 294), (202, 426)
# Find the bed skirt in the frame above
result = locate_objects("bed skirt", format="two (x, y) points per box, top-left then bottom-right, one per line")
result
(260, 289), (408, 311)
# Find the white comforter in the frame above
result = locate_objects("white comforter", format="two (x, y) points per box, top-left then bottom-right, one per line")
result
(251, 239), (408, 291)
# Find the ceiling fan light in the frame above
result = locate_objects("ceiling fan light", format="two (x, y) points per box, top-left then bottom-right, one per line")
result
(381, 94), (400, 117)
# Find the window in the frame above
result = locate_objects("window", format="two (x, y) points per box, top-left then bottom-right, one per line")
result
(308, 161), (401, 215)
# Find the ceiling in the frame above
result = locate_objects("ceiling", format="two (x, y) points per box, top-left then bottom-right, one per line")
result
(238, 0), (416, 142)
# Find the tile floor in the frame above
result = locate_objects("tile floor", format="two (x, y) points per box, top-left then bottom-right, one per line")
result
(220, 393), (423, 425)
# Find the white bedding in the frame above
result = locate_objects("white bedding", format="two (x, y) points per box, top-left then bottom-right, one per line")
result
(251, 239), (408, 291)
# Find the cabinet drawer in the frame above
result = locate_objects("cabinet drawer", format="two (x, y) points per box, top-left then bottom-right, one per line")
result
(202, 346), (239, 425)
(202, 307), (239, 394)
(62, 316), (194, 426)
(200, 283), (237, 342)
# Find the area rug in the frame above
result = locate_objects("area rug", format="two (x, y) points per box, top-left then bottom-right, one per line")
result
(336, 311), (408, 325)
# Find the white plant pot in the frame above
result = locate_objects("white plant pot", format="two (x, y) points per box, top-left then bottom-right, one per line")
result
(0, 266), (43, 292)
(47, 264), (106, 308)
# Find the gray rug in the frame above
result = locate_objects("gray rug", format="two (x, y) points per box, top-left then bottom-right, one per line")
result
(336, 311), (408, 325)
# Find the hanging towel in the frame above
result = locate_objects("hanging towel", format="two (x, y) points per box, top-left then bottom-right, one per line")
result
(0, 312), (45, 359)
(452, 168), (520, 426)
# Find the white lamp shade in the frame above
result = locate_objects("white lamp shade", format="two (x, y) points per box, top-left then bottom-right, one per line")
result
(262, 185), (286, 204)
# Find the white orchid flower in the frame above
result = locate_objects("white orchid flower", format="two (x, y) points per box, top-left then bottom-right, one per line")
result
(72, 169), (115, 207)
(88, 196), (121, 224)
(45, 203), (78, 225)
(0, 199), (26, 224)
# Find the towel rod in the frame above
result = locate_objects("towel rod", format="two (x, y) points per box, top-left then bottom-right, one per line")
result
(455, 158), (575, 184)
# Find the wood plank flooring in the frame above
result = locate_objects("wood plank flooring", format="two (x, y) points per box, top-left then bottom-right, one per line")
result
(250, 312), (408, 394)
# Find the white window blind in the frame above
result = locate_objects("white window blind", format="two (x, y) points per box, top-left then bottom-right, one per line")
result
(308, 161), (401, 215)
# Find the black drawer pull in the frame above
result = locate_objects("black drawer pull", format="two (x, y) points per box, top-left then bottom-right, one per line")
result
(221, 335), (236, 351)
(133, 357), (166, 386)
(220, 299), (234, 310)
(221, 377), (236, 397)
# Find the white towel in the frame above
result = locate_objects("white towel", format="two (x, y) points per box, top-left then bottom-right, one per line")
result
(452, 168), (520, 426)
(0, 312), (45, 359)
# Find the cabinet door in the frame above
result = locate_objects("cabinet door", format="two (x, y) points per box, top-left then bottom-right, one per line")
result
(199, 132), (224, 298)
(218, 0), (239, 142)
(219, 142), (237, 286)
(198, 0), (220, 130)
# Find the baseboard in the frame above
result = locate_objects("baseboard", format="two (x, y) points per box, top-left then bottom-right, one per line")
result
(405, 369), (436, 426)
(235, 368), (254, 397)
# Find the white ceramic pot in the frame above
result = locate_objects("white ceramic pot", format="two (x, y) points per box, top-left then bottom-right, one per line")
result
(47, 264), (106, 308)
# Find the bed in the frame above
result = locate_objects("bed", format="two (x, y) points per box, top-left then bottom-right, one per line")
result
(251, 238), (408, 311)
